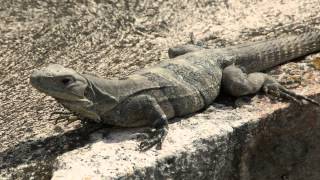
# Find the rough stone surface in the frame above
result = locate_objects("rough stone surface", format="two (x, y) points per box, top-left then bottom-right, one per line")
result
(1, 0), (320, 179)
(51, 95), (320, 180)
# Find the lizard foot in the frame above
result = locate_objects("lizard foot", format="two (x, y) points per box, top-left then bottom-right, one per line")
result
(138, 127), (168, 151)
(263, 83), (320, 106)
(49, 111), (79, 124)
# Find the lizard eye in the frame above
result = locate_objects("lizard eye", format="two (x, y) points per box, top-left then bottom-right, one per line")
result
(61, 77), (73, 85)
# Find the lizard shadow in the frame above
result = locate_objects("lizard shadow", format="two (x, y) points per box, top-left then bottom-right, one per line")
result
(0, 94), (258, 173)
(0, 122), (115, 172)
(1, 120), (174, 173)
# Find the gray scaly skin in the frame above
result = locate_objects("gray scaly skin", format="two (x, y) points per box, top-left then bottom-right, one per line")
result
(30, 32), (320, 150)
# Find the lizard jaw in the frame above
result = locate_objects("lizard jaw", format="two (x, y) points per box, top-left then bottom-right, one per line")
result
(30, 64), (89, 102)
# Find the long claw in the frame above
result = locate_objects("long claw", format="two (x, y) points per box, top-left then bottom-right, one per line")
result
(278, 91), (303, 105)
(279, 87), (320, 106)
(49, 111), (73, 118)
(264, 83), (320, 106)
(138, 128), (168, 151)
(49, 111), (78, 124)
(65, 116), (79, 125)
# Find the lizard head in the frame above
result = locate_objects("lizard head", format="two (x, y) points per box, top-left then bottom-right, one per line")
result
(30, 64), (89, 102)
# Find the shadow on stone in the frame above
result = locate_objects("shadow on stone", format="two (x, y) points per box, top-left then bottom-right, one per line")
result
(0, 122), (111, 178)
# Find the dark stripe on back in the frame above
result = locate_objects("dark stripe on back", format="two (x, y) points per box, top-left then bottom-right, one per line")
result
(141, 71), (193, 116)
(161, 62), (220, 106)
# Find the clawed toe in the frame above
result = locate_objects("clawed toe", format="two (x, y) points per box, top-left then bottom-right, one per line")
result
(49, 111), (78, 124)
(263, 83), (320, 106)
(139, 139), (160, 151)
(138, 128), (168, 151)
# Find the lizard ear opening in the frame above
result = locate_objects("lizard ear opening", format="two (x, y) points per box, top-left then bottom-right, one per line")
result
(60, 74), (88, 98)
(69, 80), (88, 98)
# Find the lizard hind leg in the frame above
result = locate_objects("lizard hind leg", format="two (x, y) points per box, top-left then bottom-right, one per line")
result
(222, 65), (320, 106)
(168, 44), (204, 58)
(168, 32), (205, 58)
(222, 65), (266, 97)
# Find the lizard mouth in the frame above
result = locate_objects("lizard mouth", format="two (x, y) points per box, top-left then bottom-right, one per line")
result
(55, 97), (93, 106)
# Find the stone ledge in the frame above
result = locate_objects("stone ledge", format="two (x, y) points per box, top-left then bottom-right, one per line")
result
(1, 0), (320, 179)
(51, 86), (320, 180)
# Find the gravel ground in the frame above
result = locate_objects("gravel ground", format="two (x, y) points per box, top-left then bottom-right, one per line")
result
(1, 0), (320, 178)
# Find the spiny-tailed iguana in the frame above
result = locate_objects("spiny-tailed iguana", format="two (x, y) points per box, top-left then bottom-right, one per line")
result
(30, 32), (320, 151)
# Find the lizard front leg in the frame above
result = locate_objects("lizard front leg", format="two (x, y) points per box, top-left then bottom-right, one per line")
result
(121, 95), (169, 151)
(222, 65), (319, 105)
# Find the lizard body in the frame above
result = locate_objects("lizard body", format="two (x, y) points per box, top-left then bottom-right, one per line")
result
(30, 32), (320, 150)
